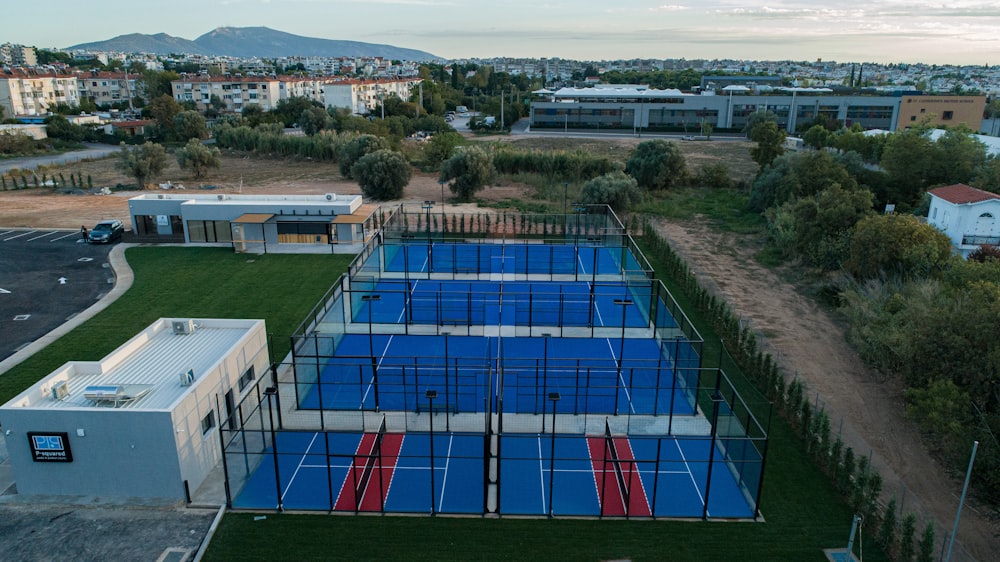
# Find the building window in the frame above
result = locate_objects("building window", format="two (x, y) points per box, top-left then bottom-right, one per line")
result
(942, 111), (953, 120)
(201, 411), (216, 434)
(238, 365), (256, 391)
(981, 213), (994, 219)
(187, 220), (233, 243)
(932, 207), (937, 220)
(910, 116), (916, 121)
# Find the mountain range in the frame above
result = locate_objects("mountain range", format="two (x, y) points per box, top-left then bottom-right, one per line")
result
(67, 27), (438, 61)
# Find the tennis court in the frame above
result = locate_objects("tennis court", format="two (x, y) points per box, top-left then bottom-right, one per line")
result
(222, 206), (768, 520)
(294, 333), (699, 417)
(381, 242), (645, 277)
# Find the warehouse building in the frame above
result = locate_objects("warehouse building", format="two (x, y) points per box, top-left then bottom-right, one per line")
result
(0, 318), (269, 503)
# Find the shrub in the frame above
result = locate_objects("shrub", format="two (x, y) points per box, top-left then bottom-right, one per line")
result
(440, 146), (494, 202)
(625, 140), (687, 190)
(579, 171), (642, 212)
(339, 134), (390, 178)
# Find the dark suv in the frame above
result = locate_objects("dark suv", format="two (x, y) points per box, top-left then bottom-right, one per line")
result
(88, 219), (124, 244)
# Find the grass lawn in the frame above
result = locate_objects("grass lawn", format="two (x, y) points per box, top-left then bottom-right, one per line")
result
(0, 247), (352, 404)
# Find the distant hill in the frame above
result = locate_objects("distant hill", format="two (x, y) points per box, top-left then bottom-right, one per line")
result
(68, 26), (438, 60)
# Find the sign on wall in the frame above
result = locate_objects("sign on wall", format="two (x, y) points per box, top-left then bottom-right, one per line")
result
(27, 432), (73, 462)
(156, 215), (169, 227)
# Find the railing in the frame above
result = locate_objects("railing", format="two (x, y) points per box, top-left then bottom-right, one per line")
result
(961, 235), (1000, 246)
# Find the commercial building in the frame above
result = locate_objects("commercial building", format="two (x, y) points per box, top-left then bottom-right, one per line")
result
(0, 318), (269, 502)
(927, 184), (1000, 257)
(529, 85), (985, 133)
(127, 192), (378, 254)
(322, 78), (422, 115)
(896, 95), (988, 129)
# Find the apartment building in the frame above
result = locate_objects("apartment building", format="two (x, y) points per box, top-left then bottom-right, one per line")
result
(170, 74), (340, 112)
(322, 78), (422, 115)
(0, 68), (80, 116)
(0, 43), (37, 67)
(77, 70), (143, 106)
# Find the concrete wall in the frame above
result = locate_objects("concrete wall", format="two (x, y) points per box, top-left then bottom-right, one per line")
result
(2, 409), (183, 499)
(169, 321), (270, 495)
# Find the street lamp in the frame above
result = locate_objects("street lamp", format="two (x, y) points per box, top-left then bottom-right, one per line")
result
(426, 389), (438, 515)
(547, 391), (561, 518)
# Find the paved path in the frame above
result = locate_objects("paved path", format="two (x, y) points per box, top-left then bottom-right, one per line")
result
(0, 143), (118, 174)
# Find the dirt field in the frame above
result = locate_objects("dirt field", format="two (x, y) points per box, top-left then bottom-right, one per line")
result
(0, 152), (530, 229)
(652, 218), (997, 561)
(3, 146), (995, 559)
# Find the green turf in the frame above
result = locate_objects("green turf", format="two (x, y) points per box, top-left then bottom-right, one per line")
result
(0, 247), (352, 404)
(201, 243), (887, 562)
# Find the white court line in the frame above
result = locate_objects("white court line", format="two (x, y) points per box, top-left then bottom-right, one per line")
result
(536, 436), (546, 514)
(52, 231), (80, 241)
(281, 432), (320, 501)
(605, 339), (636, 415)
(27, 231), (58, 241)
(437, 435), (455, 512)
(0, 230), (14, 236)
(674, 439), (708, 515)
(2, 231), (35, 241)
(360, 335), (395, 406)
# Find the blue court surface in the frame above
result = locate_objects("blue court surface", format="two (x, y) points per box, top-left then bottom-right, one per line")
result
(232, 430), (756, 518)
(350, 279), (653, 328)
(382, 243), (644, 276)
(295, 334), (700, 416)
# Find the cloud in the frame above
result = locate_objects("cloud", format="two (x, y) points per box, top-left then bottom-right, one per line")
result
(649, 5), (688, 11)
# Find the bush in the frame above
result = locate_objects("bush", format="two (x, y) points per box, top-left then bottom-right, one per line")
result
(579, 171), (643, 212)
(846, 214), (954, 279)
(625, 140), (686, 190)
(352, 150), (411, 200)
(339, 134), (390, 178)
(694, 162), (732, 188)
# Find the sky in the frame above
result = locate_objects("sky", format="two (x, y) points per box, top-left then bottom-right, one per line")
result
(7, 0), (1000, 65)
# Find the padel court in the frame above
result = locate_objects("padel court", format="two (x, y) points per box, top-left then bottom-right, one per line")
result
(222, 206), (768, 519)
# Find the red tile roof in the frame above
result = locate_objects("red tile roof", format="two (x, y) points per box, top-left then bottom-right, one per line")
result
(928, 184), (1000, 205)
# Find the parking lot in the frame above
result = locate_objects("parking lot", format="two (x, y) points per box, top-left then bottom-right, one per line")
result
(0, 229), (116, 361)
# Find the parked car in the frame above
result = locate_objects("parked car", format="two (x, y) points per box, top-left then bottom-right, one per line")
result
(88, 219), (124, 244)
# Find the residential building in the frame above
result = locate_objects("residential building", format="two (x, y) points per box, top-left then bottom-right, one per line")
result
(170, 74), (339, 112)
(0, 68), (80, 116)
(322, 78), (422, 115)
(927, 184), (1000, 257)
(77, 70), (142, 106)
(0, 43), (37, 67)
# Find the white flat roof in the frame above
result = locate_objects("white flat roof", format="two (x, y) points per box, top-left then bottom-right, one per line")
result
(1, 318), (263, 411)
(131, 193), (362, 204)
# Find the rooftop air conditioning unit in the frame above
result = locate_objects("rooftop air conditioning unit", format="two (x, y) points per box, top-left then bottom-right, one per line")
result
(172, 319), (195, 335)
(179, 369), (195, 386)
(51, 381), (70, 400)
(325, 193), (334, 201)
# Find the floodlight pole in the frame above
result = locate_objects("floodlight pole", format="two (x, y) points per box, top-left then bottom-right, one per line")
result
(547, 392), (560, 518)
(945, 440), (979, 562)
(426, 389), (438, 515)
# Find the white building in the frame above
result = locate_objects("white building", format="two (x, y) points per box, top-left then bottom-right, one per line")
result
(127, 192), (377, 254)
(322, 78), (422, 115)
(927, 184), (1000, 257)
(0, 318), (269, 502)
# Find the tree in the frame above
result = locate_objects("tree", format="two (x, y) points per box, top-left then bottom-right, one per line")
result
(899, 513), (917, 562)
(339, 134), (390, 178)
(695, 162), (733, 189)
(351, 149), (412, 200)
(750, 121), (786, 171)
(424, 131), (463, 168)
(846, 214), (954, 279)
(771, 183), (873, 269)
(803, 124), (833, 149)
(700, 120), (713, 140)
(43, 115), (88, 142)
(750, 150), (858, 212)
(579, 171), (643, 212)
(140, 70), (180, 99)
(172, 111), (208, 141)
(624, 140), (687, 190)
(916, 523), (935, 562)
(440, 146), (494, 202)
(743, 110), (778, 137)
(242, 104), (266, 128)
(145, 94), (184, 139)
(116, 142), (168, 188)
(299, 107), (330, 136)
(176, 138), (221, 179)
(273, 96), (321, 127)
(877, 497), (899, 555)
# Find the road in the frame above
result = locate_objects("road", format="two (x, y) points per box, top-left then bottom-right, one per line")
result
(0, 143), (119, 174)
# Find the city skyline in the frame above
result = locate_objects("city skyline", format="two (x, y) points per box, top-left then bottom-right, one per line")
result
(6, 0), (1000, 66)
